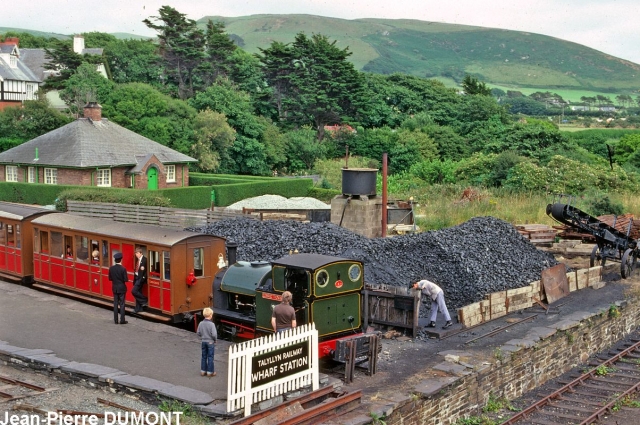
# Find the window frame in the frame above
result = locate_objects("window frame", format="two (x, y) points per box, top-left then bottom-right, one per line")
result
(166, 165), (176, 183)
(96, 168), (111, 187)
(27, 167), (35, 183)
(5, 165), (18, 182)
(44, 168), (57, 185)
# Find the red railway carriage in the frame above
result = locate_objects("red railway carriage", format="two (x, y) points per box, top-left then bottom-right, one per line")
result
(0, 202), (58, 283)
(30, 213), (226, 323)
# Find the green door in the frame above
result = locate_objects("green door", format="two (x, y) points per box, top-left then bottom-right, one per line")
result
(147, 167), (158, 190)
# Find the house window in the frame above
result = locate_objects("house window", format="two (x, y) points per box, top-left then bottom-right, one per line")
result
(166, 165), (176, 182)
(44, 168), (57, 185)
(10, 56), (16, 67)
(28, 167), (35, 183)
(5, 166), (18, 182)
(97, 169), (111, 187)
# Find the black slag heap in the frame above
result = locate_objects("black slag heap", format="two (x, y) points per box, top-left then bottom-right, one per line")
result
(189, 216), (557, 312)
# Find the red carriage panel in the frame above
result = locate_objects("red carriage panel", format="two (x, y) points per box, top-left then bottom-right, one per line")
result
(75, 263), (90, 292)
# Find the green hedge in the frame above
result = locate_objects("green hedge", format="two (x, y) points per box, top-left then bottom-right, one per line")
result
(190, 173), (314, 206)
(308, 187), (341, 202)
(213, 178), (314, 206)
(0, 177), (313, 209)
(159, 186), (212, 209)
(0, 182), (66, 205)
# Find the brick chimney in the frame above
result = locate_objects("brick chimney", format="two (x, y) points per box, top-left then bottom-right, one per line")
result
(83, 102), (102, 121)
(73, 35), (85, 54)
(1, 37), (19, 47)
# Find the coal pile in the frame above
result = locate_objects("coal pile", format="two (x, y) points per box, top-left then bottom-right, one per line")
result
(189, 216), (558, 313)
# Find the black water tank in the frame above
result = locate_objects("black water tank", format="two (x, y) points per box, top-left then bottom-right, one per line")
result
(342, 168), (378, 196)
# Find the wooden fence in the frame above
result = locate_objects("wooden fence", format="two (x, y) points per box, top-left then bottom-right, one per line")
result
(66, 200), (254, 229)
(227, 324), (319, 416)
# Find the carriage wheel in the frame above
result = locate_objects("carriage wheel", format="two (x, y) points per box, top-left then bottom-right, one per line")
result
(621, 248), (637, 279)
(590, 245), (605, 267)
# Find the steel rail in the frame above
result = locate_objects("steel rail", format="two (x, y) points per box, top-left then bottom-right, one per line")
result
(498, 338), (640, 425)
(463, 315), (538, 345)
(276, 390), (362, 425)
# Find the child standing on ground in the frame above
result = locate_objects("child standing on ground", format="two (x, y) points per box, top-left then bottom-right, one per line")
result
(197, 308), (217, 377)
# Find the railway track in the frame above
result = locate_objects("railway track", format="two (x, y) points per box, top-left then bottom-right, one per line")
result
(229, 386), (362, 425)
(499, 338), (640, 425)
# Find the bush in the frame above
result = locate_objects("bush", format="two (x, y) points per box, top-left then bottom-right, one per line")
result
(307, 187), (341, 202)
(410, 160), (458, 184)
(587, 195), (624, 216)
(55, 188), (173, 211)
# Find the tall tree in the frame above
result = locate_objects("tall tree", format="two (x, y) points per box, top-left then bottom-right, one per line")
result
(191, 109), (236, 171)
(258, 33), (367, 141)
(201, 20), (237, 84)
(461, 75), (491, 96)
(103, 39), (163, 85)
(60, 63), (114, 115)
(143, 6), (205, 100)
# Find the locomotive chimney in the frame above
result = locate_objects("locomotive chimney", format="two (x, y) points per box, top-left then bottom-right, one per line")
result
(226, 241), (238, 266)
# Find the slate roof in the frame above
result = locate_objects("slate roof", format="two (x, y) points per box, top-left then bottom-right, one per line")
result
(0, 118), (196, 168)
(19, 48), (49, 81)
(0, 51), (40, 83)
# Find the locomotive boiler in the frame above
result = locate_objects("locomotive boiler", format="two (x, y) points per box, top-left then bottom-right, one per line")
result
(212, 242), (364, 358)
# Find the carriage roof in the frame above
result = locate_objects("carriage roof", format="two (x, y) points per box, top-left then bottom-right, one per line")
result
(31, 213), (222, 246)
(0, 202), (58, 221)
(271, 253), (360, 271)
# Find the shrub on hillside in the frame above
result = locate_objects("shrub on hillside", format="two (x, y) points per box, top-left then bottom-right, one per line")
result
(410, 159), (458, 184)
(587, 195), (624, 216)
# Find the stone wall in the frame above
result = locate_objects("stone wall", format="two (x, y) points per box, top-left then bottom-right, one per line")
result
(381, 295), (640, 425)
(331, 195), (382, 238)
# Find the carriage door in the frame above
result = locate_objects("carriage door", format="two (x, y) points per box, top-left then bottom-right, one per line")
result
(5, 224), (17, 273)
(0, 222), (6, 271)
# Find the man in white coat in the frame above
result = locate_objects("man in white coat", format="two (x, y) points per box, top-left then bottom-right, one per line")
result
(411, 279), (453, 329)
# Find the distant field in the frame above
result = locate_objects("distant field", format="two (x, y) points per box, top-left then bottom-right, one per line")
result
(488, 85), (632, 103)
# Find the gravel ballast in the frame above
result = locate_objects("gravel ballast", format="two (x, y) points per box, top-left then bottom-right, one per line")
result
(189, 216), (558, 314)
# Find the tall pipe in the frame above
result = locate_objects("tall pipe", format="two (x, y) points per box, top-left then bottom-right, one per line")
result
(381, 153), (388, 237)
(226, 241), (238, 266)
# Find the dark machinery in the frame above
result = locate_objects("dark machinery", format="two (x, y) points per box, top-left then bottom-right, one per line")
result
(546, 202), (639, 278)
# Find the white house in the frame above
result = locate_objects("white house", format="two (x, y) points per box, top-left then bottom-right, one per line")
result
(0, 37), (40, 110)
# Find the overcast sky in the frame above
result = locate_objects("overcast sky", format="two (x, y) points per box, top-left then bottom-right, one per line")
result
(12, 0), (640, 64)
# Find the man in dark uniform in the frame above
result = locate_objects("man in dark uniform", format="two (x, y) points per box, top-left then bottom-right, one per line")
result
(132, 248), (149, 313)
(109, 252), (128, 324)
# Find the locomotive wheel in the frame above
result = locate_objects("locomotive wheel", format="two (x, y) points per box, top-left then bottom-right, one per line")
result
(590, 245), (605, 267)
(621, 248), (637, 279)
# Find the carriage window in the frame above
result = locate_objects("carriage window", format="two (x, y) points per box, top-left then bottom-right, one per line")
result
(34, 229), (40, 253)
(51, 232), (63, 257)
(163, 251), (170, 280)
(149, 250), (161, 278)
(64, 236), (74, 259)
(0, 222), (5, 246)
(15, 225), (21, 248)
(91, 240), (99, 265)
(193, 248), (204, 277)
(75, 236), (89, 263)
(101, 240), (109, 267)
(6, 225), (14, 246)
(40, 231), (50, 254)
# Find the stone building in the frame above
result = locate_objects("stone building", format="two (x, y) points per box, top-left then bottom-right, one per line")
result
(0, 103), (195, 189)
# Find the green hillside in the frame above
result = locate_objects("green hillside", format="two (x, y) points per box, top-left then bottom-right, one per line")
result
(198, 15), (640, 93)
